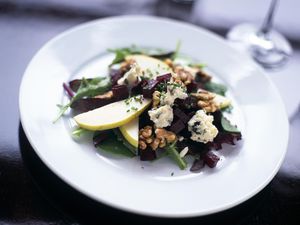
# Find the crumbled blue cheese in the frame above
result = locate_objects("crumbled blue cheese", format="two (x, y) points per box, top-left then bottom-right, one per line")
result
(117, 63), (141, 86)
(188, 110), (218, 143)
(160, 83), (188, 106)
(148, 105), (173, 128)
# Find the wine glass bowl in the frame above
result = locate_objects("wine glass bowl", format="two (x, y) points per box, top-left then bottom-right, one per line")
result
(226, 0), (292, 69)
(227, 23), (292, 69)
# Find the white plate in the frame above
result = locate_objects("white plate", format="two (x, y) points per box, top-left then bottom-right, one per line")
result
(19, 16), (289, 218)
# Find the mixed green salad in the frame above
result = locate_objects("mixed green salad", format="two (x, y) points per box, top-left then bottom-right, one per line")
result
(56, 43), (242, 172)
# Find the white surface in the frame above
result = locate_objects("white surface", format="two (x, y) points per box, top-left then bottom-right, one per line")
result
(19, 16), (289, 217)
(227, 41), (300, 118)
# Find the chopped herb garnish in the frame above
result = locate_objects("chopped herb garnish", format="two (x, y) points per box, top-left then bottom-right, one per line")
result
(131, 106), (138, 111)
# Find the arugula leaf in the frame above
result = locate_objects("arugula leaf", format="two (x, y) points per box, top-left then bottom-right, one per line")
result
(97, 136), (135, 158)
(71, 127), (89, 138)
(204, 81), (227, 96)
(108, 49), (131, 66)
(221, 115), (240, 133)
(113, 129), (137, 155)
(54, 76), (111, 122)
(166, 142), (187, 170)
(171, 40), (181, 60)
(189, 63), (206, 69)
(109, 42), (182, 66)
(108, 46), (144, 66)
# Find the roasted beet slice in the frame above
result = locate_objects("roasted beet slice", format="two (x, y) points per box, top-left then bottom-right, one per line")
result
(63, 82), (74, 98)
(190, 158), (205, 172)
(139, 148), (156, 161)
(93, 131), (110, 147)
(175, 96), (198, 112)
(112, 85), (129, 101)
(142, 79), (159, 98)
(71, 98), (113, 112)
(186, 80), (204, 93)
(195, 70), (212, 83)
(109, 69), (125, 86)
(173, 108), (190, 124)
(139, 107), (154, 128)
(156, 73), (171, 82)
(203, 151), (220, 168)
(169, 119), (185, 134)
(208, 132), (242, 150)
(131, 79), (148, 95)
(69, 79), (90, 92)
(188, 142), (209, 155)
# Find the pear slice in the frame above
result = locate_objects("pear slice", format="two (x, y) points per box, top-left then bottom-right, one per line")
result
(74, 95), (151, 131)
(126, 55), (171, 79)
(213, 93), (231, 109)
(119, 118), (138, 148)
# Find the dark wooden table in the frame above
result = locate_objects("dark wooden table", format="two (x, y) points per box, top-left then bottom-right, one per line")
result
(1, 1), (300, 224)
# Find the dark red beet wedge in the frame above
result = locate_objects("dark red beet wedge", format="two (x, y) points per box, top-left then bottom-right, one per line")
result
(142, 79), (159, 98)
(71, 98), (113, 112)
(112, 85), (129, 101)
(190, 159), (205, 172)
(93, 131), (110, 147)
(169, 119), (185, 134)
(69, 79), (91, 92)
(131, 79), (148, 95)
(63, 82), (74, 98)
(109, 69), (125, 86)
(186, 81), (198, 93)
(203, 151), (220, 168)
(139, 148), (156, 161)
(156, 73), (171, 82)
(208, 132), (242, 150)
(173, 108), (190, 124)
(175, 96), (198, 112)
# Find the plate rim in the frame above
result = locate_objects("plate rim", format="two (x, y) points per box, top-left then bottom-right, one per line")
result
(19, 15), (289, 218)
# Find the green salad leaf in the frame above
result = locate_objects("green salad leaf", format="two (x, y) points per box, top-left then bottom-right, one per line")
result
(108, 45), (149, 66)
(166, 142), (187, 170)
(71, 127), (89, 138)
(171, 40), (181, 60)
(221, 115), (240, 133)
(204, 81), (227, 96)
(108, 41), (181, 66)
(97, 136), (135, 158)
(189, 63), (206, 69)
(54, 76), (111, 122)
(113, 129), (137, 155)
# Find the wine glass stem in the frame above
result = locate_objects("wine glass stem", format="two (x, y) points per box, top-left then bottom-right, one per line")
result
(260, 0), (279, 35)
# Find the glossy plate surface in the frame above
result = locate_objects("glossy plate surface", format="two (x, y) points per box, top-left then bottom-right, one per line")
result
(19, 16), (289, 217)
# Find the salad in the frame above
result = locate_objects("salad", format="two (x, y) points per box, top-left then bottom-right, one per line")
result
(56, 43), (242, 172)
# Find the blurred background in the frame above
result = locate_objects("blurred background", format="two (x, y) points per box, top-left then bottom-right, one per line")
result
(1, 0), (300, 224)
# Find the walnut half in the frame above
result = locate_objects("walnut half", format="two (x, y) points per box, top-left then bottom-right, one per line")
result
(191, 91), (219, 113)
(139, 126), (176, 150)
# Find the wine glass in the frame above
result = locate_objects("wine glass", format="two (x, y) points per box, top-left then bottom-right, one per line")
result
(226, 0), (292, 69)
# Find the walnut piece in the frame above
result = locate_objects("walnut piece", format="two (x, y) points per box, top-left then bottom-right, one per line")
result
(191, 91), (219, 113)
(164, 58), (173, 68)
(95, 90), (113, 99)
(139, 126), (176, 151)
(173, 65), (194, 85)
(152, 91), (161, 108)
(155, 128), (177, 143)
